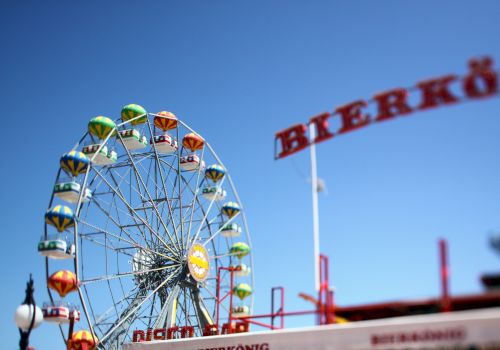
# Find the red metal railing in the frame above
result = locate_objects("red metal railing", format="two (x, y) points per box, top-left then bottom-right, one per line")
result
(215, 266), (236, 333)
(129, 239), (452, 342)
(215, 254), (335, 332)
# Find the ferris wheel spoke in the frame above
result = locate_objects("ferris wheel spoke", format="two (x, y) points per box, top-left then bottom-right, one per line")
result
(183, 146), (206, 251)
(199, 280), (231, 315)
(110, 191), (152, 254)
(152, 283), (181, 330)
(140, 158), (161, 237)
(197, 212), (223, 242)
(90, 195), (152, 251)
(156, 156), (186, 222)
(188, 196), (217, 243)
(105, 247), (121, 334)
(116, 132), (183, 256)
(97, 288), (149, 350)
(170, 170), (205, 245)
(173, 125), (186, 250)
(80, 264), (181, 285)
(78, 229), (131, 257)
(182, 287), (191, 327)
(134, 157), (183, 252)
(115, 156), (160, 232)
(202, 211), (241, 247)
(164, 166), (185, 248)
(107, 164), (164, 245)
(92, 283), (141, 328)
(92, 168), (180, 258)
(144, 118), (183, 249)
(174, 288), (192, 329)
(183, 288), (197, 328)
(189, 176), (227, 246)
(127, 300), (157, 334)
(146, 292), (159, 329)
(190, 287), (215, 330)
(81, 283), (107, 337)
(105, 169), (156, 250)
(115, 253), (131, 327)
(209, 251), (240, 260)
(158, 156), (181, 187)
(86, 281), (142, 334)
(108, 166), (151, 209)
(78, 219), (179, 263)
(162, 155), (179, 181)
(99, 266), (181, 345)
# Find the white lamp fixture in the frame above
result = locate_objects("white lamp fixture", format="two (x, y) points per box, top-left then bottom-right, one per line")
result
(14, 304), (43, 331)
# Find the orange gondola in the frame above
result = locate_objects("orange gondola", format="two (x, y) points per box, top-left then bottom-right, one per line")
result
(182, 132), (204, 152)
(154, 111), (178, 131)
(70, 330), (98, 350)
(48, 270), (79, 297)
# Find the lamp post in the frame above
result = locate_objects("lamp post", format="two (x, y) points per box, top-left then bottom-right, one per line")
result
(14, 274), (43, 350)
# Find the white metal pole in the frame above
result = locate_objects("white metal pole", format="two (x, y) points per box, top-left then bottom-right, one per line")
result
(309, 123), (320, 291)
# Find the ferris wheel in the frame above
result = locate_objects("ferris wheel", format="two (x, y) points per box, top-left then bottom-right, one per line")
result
(39, 104), (254, 349)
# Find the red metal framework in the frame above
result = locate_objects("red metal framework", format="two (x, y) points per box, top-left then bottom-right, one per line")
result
(317, 254), (335, 325)
(440, 238), (451, 312)
(211, 239), (500, 335)
(215, 266), (236, 334)
(214, 254), (336, 332)
(130, 238), (500, 343)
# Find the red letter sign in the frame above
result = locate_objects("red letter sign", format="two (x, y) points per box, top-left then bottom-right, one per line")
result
(132, 330), (145, 342)
(463, 57), (498, 98)
(335, 100), (370, 134)
(417, 75), (458, 109)
(373, 88), (412, 122)
(309, 112), (334, 144)
(275, 124), (309, 159)
(274, 57), (499, 160)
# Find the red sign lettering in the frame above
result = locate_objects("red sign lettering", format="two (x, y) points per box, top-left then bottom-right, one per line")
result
(274, 57), (498, 159)
(275, 124), (309, 158)
(132, 323), (250, 343)
(417, 75), (458, 109)
(373, 88), (412, 122)
(309, 112), (334, 144)
(336, 100), (370, 134)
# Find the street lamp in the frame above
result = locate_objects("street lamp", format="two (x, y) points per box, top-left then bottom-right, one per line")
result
(14, 274), (43, 350)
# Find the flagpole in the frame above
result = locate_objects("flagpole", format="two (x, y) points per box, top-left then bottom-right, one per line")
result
(309, 123), (320, 291)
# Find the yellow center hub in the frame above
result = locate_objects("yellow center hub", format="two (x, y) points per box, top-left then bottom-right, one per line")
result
(187, 244), (210, 282)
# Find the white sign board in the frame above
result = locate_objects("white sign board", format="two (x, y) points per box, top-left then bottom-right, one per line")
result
(124, 307), (500, 350)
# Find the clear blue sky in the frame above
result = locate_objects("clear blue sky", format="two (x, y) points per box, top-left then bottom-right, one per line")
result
(2, 1), (500, 348)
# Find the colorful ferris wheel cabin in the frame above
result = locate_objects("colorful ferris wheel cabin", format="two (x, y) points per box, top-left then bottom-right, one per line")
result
(205, 164), (225, 182)
(180, 154), (205, 171)
(202, 186), (227, 201)
(232, 263), (251, 277)
(182, 132), (204, 152)
(118, 129), (148, 150)
(82, 144), (117, 166)
(42, 304), (80, 324)
(220, 222), (242, 237)
(53, 181), (92, 204)
(222, 201), (240, 219)
(154, 111), (178, 131)
(230, 242), (250, 259)
(38, 236), (75, 259)
(232, 305), (250, 317)
(150, 134), (178, 154)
